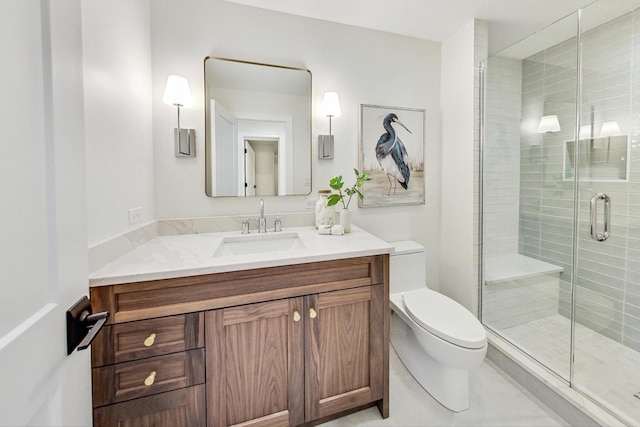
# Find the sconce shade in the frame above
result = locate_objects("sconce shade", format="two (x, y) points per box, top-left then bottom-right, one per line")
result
(536, 115), (561, 133)
(600, 121), (621, 137)
(162, 75), (192, 108)
(321, 92), (341, 118)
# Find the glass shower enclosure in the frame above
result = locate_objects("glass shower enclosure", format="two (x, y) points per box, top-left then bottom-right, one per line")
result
(482, 1), (640, 424)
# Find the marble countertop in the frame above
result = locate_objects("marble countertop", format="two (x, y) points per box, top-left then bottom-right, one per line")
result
(89, 225), (393, 287)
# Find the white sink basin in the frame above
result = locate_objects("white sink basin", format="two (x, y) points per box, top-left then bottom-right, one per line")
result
(213, 231), (306, 257)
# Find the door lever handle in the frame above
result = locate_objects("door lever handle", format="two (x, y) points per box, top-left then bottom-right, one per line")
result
(66, 296), (110, 355)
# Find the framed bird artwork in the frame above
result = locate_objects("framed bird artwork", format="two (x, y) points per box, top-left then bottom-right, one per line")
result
(359, 104), (425, 207)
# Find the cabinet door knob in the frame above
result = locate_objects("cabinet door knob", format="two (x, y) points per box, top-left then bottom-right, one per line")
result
(144, 371), (157, 386)
(309, 308), (317, 319)
(293, 311), (301, 322)
(143, 333), (157, 347)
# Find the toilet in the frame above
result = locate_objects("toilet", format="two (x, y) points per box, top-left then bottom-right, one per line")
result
(389, 241), (487, 412)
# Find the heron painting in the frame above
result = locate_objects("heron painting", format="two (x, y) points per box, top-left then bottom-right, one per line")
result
(359, 104), (425, 207)
(376, 113), (411, 195)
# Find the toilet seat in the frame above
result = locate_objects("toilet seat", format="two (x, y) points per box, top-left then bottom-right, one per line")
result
(402, 289), (486, 349)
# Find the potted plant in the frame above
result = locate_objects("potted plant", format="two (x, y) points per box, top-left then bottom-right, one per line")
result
(327, 168), (371, 233)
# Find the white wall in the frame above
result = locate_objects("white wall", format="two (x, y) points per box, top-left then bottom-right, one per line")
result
(150, 0), (442, 287)
(440, 20), (476, 311)
(83, 0), (154, 245)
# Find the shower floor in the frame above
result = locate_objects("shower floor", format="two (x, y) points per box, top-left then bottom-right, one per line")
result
(499, 314), (640, 424)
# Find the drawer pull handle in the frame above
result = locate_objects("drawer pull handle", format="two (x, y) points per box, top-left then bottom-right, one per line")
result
(293, 311), (301, 322)
(144, 371), (157, 386)
(309, 308), (317, 319)
(143, 333), (156, 347)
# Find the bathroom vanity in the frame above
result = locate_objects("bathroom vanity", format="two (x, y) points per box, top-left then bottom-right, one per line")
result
(88, 226), (391, 426)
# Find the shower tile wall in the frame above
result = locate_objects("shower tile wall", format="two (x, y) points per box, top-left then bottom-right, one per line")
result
(518, 10), (640, 352)
(483, 56), (522, 258)
(519, 36), (577, 333)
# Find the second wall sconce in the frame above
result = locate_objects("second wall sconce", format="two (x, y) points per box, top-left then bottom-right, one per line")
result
(536, 115), (561, 133)
(318, 92), (341, 159)
(163, 75), (196, 157)
(600, 121), (621, 137)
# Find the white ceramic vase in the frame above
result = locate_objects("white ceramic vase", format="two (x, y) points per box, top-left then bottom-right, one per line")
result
(339, 209), (351, 233)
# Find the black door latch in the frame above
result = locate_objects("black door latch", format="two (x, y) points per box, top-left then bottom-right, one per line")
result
(66, 296), (109, 355)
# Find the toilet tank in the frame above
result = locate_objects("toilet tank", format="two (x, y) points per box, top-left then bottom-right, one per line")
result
(390, 241), (427, 293)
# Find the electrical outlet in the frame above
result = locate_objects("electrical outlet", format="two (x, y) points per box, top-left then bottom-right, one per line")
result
(128, 207), (143, 224)
(304, 197), (317, 209)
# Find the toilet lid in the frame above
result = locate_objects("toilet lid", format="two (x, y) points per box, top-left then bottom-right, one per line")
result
(402, 289), (486, 349)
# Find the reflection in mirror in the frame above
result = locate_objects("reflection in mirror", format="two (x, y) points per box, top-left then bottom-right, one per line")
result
(564, 135), (629, 181)
(204, 57), (312, 197)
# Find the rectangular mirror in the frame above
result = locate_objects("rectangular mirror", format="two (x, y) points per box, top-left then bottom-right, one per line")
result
(204, 56), (312, 197)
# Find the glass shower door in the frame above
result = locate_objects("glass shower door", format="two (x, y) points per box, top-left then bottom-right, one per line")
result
(572, 2), (640, 424)
(481, 11), (578, 381)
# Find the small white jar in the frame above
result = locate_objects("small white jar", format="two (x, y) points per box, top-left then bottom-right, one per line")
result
(315, 190), (335, 228)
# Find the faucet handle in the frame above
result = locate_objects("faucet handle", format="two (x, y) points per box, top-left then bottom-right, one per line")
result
(274, 217), (282, 232)
(242, 219), (250, 234)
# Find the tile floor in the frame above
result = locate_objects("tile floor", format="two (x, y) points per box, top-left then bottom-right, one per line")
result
(320, 348), (567, 427)
(502, 314), (640, 425)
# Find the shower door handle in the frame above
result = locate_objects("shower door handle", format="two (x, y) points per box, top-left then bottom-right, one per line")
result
(590, 193), (610, 242)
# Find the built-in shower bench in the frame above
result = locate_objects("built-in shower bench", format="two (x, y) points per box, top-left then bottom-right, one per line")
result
(483, 254), (563, 329)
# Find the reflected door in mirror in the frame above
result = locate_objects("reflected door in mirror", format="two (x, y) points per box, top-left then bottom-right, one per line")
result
(204, 57), (312, 197)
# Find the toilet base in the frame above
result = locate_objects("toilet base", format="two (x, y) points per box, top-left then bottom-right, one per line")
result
(391, 312), (470, 412)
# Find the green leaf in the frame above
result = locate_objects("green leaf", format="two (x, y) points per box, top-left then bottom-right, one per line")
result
(327, 194), (341, 206)
(329, 176), (344, 190)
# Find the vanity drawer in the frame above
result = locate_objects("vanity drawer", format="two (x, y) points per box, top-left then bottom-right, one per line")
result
(91, 312), (204, 366)
(93, 384), (205, 427)
(92, 348), (205, 407)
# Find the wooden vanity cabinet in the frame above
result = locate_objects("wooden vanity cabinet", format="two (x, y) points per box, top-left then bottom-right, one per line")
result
(90, 255), (389, 427)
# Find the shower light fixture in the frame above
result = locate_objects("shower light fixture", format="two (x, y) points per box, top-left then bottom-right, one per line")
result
(600, 121), (621, 138)
(536, 115), (561, 133)
(163, 75), (196, 157)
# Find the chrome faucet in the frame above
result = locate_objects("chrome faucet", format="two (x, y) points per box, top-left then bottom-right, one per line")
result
(258, 198), (267, 233)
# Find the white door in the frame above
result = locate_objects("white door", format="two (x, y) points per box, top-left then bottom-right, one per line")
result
(0, 1), (92, 425)
(245, 142), (257, 196)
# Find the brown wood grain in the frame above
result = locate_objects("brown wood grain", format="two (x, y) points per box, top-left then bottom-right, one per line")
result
(92, 348), (205, 407)
(207, 300), (304, 427)
(91, 254), (390, 426)
(91, 312), (203, 367)
(205, 310), (226, 427)
(317, 289), (370, 399)
(90, 257), (376, 325)
(113, 277), (372, 323)
(232, 410), (289, 427)
(305, 284), (387, 422)
(93, 384), (205, 427)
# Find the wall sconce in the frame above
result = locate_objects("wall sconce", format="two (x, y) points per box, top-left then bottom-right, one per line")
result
(163, 75), (196, 157)
(318, 92), (341, 160)
(600, 121), (621, 137)
(536, 115), (561, 133)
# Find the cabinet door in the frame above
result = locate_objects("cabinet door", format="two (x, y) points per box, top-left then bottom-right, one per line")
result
(305, 285), (384, 421)
(206, 298), (305, 427)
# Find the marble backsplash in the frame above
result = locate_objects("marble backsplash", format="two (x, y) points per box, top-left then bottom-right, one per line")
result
(88, 212), (315, 274)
